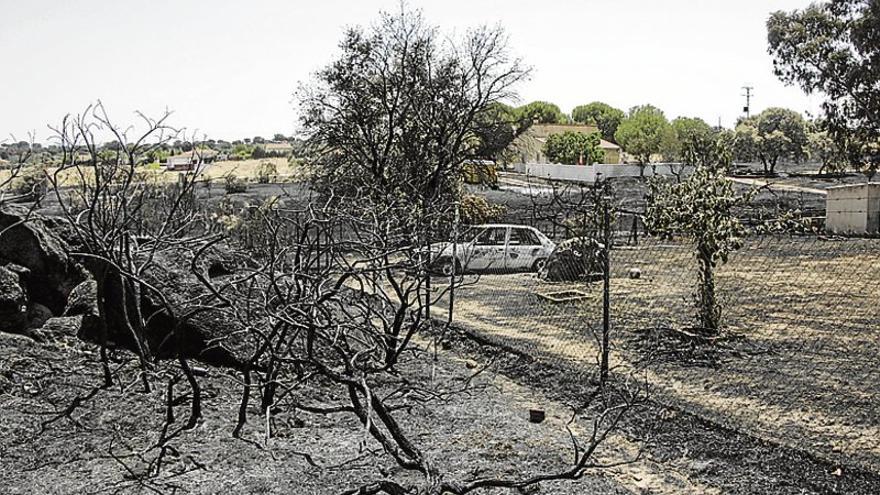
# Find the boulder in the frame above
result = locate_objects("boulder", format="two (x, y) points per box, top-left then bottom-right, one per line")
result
(0, 207), (249, 369)
(75, 249), (251, 370)
(26, 303), (53, 330)
(38, 316), (88, 338)
(64, 277), (98, 317)
(0, 265), (28, 333)
(141, 249), (250, 368)
(0, 207), (86, 315)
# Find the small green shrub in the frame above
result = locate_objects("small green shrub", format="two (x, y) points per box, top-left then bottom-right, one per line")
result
(459, 194), (505, 225)
(224, 174), (247, 194)
(256, 161), (277, 184)
(11, 166), (48, 202)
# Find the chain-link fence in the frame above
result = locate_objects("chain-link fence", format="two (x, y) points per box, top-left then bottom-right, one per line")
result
(443, 228), (880, 473)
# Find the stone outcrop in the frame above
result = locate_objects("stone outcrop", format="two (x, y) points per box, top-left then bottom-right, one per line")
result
(0, 207), (248, 369)
(0, 207), (86, 315)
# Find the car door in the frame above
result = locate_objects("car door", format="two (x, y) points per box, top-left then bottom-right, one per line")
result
(465, 226), (508, 271)
(506, 227), (543, 270)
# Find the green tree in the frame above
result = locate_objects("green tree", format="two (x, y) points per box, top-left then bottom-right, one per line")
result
(256, 160), (278, 183)
(301, 10), (528, 201)
(733, 108), (807, 175)
(515, 101), (568, 124)
(808, 127), (846, 175)
(543, 131), (605, 165)
(768, 0), (880, 181)
(733, 122), (759, 164)
(645, 160), (752, 334)
(232, 143), (254, 160)
(668, 117), (712, 162)
(571, 102), (625, 142)
(614, 105), (673, 170)
(472, 102), (531, 163)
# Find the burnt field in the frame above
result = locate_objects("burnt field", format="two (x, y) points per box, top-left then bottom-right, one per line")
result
(3, 173), (879, 494)
(446, 235), (880, 480)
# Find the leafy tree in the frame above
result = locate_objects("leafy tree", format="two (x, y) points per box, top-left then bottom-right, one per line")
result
(251, 145), (267, 159)
(301, 10), (527, 203)
(665, 121), (735, 181)
(273, 133), (287, 142)
(808, 127), (847, 175)
(733, 108), (807, 175)
(668, 117), (713, 162)
(543, 130), (604, 165)
(614, 105), (673, 169)
(768, 0), (880, 181)
(571, 102), (625, 142)
(733, 123), (759, 164)
(145, 148), (170, 165)
(458, 194), (506, 224)
(471, 102), (531, 163)
(515, 100), (568, 124)
(256, 160), (277, 183)
(715, 129), (737, 170)
(232, 143), (253, 160)
(645, 160), (752, 334)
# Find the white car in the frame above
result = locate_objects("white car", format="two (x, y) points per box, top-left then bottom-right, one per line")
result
(429, 224), (556, 275)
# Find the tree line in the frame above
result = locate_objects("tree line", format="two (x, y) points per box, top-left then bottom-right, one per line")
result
(493, 99), (868, 177)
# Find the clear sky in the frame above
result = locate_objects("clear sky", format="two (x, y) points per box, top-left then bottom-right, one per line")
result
(0, 0), (822, 143)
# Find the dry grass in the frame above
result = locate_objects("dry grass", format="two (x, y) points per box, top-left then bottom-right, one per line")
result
(1, 158), (298, 189)
(197, 158), (293, 181)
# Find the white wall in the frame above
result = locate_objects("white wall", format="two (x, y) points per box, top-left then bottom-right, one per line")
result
(511, 162), (692, 183)
(512, 162), (596, 182)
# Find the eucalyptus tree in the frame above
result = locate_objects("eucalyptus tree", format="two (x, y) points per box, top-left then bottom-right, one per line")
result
(768, 0), (880, 180)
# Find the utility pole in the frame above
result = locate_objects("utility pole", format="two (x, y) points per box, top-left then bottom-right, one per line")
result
(742, 86), (754, 119)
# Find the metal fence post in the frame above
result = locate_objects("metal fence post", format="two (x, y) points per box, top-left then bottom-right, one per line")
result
(600, 197), (612, 387)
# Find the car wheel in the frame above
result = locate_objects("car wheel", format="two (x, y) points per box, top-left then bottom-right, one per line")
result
(531, 258), (548, 273)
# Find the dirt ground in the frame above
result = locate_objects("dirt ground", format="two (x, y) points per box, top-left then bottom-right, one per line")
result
(7, 172), (878, 494)
(1, 320), (719, 495)
(446, 235), (880, 484)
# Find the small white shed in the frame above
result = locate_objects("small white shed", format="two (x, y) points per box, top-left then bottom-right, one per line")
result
(825, 183), (880, 234)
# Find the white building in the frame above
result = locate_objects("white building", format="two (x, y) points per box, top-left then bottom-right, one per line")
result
(165, 149), (219, 171)
(825, 183), (880, 234)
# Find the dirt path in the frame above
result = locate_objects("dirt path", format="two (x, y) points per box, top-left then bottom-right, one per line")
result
(727, 176), (828, 196)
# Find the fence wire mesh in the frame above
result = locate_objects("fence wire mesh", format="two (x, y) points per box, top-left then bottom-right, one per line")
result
(443, 230), (880, 472)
